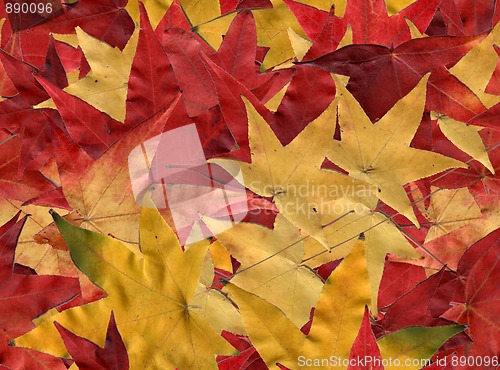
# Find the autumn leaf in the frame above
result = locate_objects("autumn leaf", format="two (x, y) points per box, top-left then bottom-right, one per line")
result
(431, 112), (494, 174)
(34, 76), (133, 160)
(377, 261), (426, 309)
(227, 238), (464, 369)
(125, 2), (179, 125)
(442, 228), (500, 360)
(37, 26), (138, 122)
(49, 95), (180, 246)
(397, 181), (500, 270)
(375, 268), (462, 335)
(212, 95), (377, 247)
(0, 214), (80, 370)
(225, 237), (372, 369)
(301, 198), (421, 313)
(15, 201), (237, 369)
(38, 0), (135, 50)
(347, 307), (383, 370)
(329, 74), (466, 226)
(205, 214), (323, 327)
(1, 0), (499, 367)
(195, 0), (308, 68)
(377, 325), (465, 370)
(449, 23), (500, 109)
(302, 33), (486, 121)
(54, 312), (129, 370)
(418, 186), (483, 243)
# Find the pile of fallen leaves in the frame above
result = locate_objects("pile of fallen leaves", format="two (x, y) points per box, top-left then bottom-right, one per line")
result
(0, 0), (499, 369)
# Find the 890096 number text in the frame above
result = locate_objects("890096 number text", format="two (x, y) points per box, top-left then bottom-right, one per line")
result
(6, 2), (52, 14)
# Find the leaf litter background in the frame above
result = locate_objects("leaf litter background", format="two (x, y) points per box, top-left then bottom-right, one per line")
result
(0, 0), (499, 369)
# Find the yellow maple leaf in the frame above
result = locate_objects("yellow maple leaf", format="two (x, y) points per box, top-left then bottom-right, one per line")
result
(432, 112), (495, 174)
(204, 214), (323, 327)
(15, 201), (237, 369)
(329, 74), (467, 226)
(395, 183), (500, 270)
(225, 237), (371, 369)
(211, 96), (377, 247)
(302, 198), (421, 313)
(227, 238), (464, 369)
(37, 27), (138, 122)
(418, 187), (483, 244)
(449, 23), (500, 109)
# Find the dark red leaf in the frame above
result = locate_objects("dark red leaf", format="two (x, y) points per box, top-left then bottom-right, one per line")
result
(375, 268), (461, 337)
(41, 0), (134, 50)
(4, 0), (64, 32)
(427, 0), (495, 36)
(161, 28), (217, 117)
(302, 33), (486, 121)
(126, 2), (179, 125)
(342, 0), (441, 46)
(378, 261), (427, 309)
(55, 312), (129, 370)
(274, 66), (335, 145)
(469, 102), (500, 131)
(348, 307), (383, 370)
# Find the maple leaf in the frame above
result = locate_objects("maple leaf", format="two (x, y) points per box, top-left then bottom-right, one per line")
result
(0, 0), (499, 367)
(217, 331), (268, 369)
(286, 0), (441, 47)
(301, 198), (421, 313)
(194, 0), (308, 68)
(15, 202), (237, 369)
(37, 26), (138, 122)
(34, 76), (134, 160)
(397, 182), (500, 270)
(377, 261), (427, 309)
(26, 0), (133, 49)
(204, 214), (323, 327)
(302, 33), (486, 121)
(227, 238), (464, 369)
(0, 214), (80, 370)
(0, 133), (55, 202)
(208, 10), (293, 105)
(418, 186), (483, 244)
(470, 102), (500, 131)
(49, 95), (180, 246)
(426, 0), (496, 37)
(211, 95), (376, 247)
(125, 2), (179, 125)
(347, 307), (383, 370)
(442, 228), (500, 360)
(54, 312), (129, 370)
(328, 74), (466, 226)
(0, 39), (70, 177)
(375, 268), (462, 335)
(225, 238), (372, 369)
(449, 23), (500, 109)
(431, 112), (494, 174)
